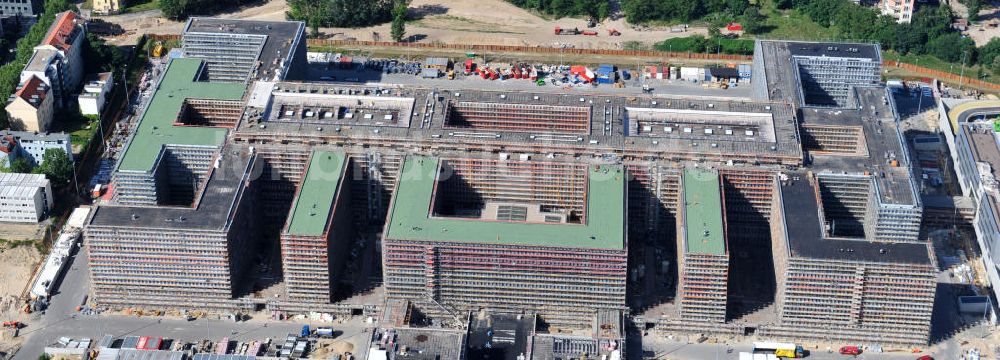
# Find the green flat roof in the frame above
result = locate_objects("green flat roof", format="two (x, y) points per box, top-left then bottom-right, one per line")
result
(683, 168), (726, 255)
(286, 151), (347, 236)
(385, 156), (625, 250)
(117, 58), (247, 172)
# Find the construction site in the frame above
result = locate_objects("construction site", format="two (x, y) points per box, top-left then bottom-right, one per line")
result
(81, 18), (941, 349)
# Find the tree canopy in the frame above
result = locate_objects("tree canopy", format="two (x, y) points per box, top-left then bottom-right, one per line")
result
(505, 0), (609, 20)
(391, 1), (407, 42)
(0, 157), (32, 173)
(159, 0), (255, 19)
(287, 0), (395, 29)
(0, 0), (75, 129)
(34, 149), (73, 186)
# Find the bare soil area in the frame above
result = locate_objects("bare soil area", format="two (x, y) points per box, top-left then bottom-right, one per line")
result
(99, 0), (705, 49)
(0, 246), (42, 354)
(954, 0), (1000, 46)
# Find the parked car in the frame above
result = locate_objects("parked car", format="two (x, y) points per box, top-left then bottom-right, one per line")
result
(839, 345), (861, 356)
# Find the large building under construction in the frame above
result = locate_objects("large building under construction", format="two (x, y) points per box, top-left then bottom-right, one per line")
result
(381, 156), (628, 326)
(83, 20), (938, 345)
(751, 40), (935, 344)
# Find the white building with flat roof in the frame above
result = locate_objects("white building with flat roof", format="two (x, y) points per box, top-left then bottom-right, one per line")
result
(79, 72), (113, 116)
(0, 172), (53, 223)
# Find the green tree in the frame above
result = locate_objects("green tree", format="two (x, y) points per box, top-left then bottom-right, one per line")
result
(992, 56), (1000, 76)
(596, 2), (609, 21)
(34, 148), (73, 185)
(160, 0), (254, 19)
(927, 32), (976, 63)
(740, 6), (764, 34)
(159, 0), (184, 18)
(966, 0), (981, 21)
(391, 1), (407, 42)
(1, 157), (32, 173)
(287, 0), (395, 28)
(85, 33), (125, 74)
(978, 38), (1000, 69)
(688, 35), (710, 53)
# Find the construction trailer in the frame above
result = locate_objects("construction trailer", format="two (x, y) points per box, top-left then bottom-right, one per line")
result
(425, 57), (450, 71)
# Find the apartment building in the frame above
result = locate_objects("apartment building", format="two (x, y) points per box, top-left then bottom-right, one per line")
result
(881, 0), (915, 23)
(21, 11), (85, 108)
(5, 75), (54, 132)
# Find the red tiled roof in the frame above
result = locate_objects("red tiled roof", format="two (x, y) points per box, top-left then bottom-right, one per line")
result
(15, 76), (49, 109)
(42, 11), (81, 51)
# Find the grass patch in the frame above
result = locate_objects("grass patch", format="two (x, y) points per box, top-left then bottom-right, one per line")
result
(622, 41), (649, 51)
(123, 0), (160, 14)
(307, 45), (349, 53)
(654, 36), (754, 55)
(882, 51), (999, 84)
(759, 8), (836, 41)
(66, 113), (100, 149)
(0, 238), (37, 250)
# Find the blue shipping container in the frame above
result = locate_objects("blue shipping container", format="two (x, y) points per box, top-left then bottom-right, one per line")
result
(737, 64), (752, 79)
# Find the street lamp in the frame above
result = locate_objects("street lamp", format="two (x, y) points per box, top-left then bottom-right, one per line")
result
(959, 50), (969, 90)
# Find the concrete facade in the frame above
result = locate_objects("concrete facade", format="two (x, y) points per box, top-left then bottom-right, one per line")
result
(0, 172), (52, 223)
(0, 130), (72, 166)
(0, 0), (41, 17)
(5, 75), (54, 132)
(880, 0), (915, 23)
(23, 11), (85, 108)
(79, 72), (113, 116)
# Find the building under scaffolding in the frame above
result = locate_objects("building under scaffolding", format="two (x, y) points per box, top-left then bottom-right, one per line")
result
(280, 150), (354, 303)
(85, 25), (940, 345)
(181, 17), (307, 83)
(676, 168), (728, 323)
(87, 145), (261, 309)
(768, 172), (936, 345)
(953, 121), (1000, 317)
(752, 40), (881, 108)
(381, 156), (628, 327)
(752, 39), (936, 344)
